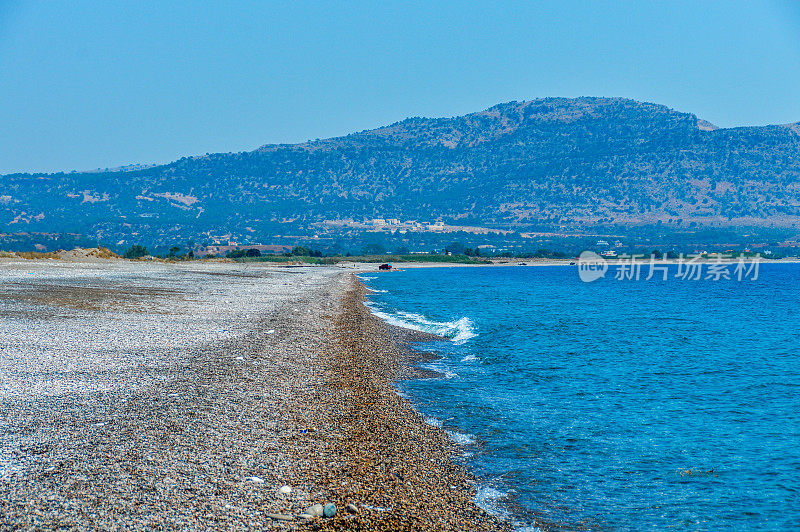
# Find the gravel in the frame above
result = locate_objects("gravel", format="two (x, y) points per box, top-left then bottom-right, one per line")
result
(0, 258), (508, 531)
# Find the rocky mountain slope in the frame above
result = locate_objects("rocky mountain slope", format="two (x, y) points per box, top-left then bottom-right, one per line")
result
(2, 97), (799, 247)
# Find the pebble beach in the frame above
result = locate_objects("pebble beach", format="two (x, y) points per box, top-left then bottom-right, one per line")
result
(0, 259), (507, 531)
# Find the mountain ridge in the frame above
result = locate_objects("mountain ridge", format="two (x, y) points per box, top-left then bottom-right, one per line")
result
(2, 97), (800, 251)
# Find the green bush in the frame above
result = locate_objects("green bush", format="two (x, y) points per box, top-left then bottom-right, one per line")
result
(123, 244), (148, 259)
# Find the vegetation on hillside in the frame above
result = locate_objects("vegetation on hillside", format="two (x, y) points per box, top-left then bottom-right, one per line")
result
(2, 97), (800, 251)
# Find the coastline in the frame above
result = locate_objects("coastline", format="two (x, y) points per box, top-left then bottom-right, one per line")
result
(308, 276), (509, 531)
(0, 260), (508, 530)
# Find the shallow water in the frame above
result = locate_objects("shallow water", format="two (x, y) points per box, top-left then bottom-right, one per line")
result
(360, 265), (800, 531)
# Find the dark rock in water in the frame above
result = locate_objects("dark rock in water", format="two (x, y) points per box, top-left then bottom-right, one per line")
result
(323, 502), (337, 518)
(346, 503), (359, 514)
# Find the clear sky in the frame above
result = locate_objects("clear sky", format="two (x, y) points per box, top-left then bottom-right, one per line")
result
(1, 0), (799, 174)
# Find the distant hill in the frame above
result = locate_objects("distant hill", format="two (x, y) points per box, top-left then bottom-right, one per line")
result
(2, 97), (800, 249)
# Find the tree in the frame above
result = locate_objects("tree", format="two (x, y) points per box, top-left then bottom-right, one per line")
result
(445, 241), (466, 255)
(287, 246), (322, 257)
(291, 246), (311, 256)
(362, 243), (386, 255)
(123, 244), (148, 259)
(168, 246), (180, 257)
(245, 248), (261, 257)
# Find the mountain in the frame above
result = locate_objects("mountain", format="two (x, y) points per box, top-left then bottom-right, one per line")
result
(2, 97), (800, 251)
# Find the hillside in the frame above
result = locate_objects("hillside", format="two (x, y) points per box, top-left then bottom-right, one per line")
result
(2, 97), (800, 250)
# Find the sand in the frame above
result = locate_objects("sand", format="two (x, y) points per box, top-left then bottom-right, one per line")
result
(0, 259), (507, 530)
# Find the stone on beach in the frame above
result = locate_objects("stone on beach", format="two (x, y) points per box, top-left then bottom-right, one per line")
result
(305, 503), (324, 517)
(323, 502), (337, 517)
(0, 261), (509, 531)
(265, 513), (294, 521)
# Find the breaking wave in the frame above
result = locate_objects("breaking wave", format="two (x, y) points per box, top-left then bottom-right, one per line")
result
(365, 303), (477, 344)
(446, 429), (476, 445)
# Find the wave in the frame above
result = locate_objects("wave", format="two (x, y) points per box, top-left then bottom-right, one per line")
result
(424, 416), (442, 428)
(422, 414), (475, 445)
(365, 304), (477, 344)
(475, 485), (513, 520)
(446, 429), (476, 445)
(358, 275), (377, 280)
(419, 361), (459, 379)
(476, 484), (543, 532)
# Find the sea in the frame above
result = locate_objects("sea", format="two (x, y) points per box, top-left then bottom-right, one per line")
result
(358, 263), (800, 531)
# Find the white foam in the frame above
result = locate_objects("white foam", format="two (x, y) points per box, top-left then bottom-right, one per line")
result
(420, 361), (459, 379)
(461, 354), (478, 362)
(394, 389), (411, 400)
(477, 486), (508, 502)
(446, 430), (476, 445)
(424, 416), (442, 428)
(366, 304), (477, 344)
(474, 484), (515, 524)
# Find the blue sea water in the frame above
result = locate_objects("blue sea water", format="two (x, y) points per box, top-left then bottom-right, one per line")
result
(359, 264), (800, 531)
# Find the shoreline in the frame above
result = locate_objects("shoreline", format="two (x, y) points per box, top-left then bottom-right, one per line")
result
(0, 261), (508, 530)
(305, 276), (509, 530)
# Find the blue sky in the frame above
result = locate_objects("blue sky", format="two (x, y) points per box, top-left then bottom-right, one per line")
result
(1, 0), (799, 174)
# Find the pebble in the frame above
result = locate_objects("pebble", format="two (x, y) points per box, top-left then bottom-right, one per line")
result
(246, 476), (264, 483)
(305, 503), (324, 518)
(323, 502), (337, 518)
(266, 513), (294, 521)
(362, 503), (391, 512)
(0, 266), (509, 532)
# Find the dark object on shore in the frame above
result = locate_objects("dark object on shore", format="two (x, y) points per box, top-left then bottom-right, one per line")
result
(379, 263), (392, 270)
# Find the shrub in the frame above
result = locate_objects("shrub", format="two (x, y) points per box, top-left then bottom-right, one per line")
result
(123, 245), (148, 259)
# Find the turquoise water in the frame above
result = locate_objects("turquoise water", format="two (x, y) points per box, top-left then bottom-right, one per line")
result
(359, 265), (800, 531)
